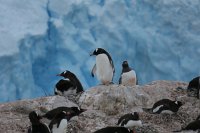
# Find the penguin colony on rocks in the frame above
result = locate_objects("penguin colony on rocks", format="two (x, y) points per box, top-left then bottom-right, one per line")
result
(28, 48), (200, 133)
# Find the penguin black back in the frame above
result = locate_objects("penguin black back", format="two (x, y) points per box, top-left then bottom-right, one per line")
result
(28, 111), (50, 133)
(174, 119), (200, 132)
(187, 76), (200, 99)
(42, 106), (86, 120)
(54, 79), (74, 95)
(182, 120), (200, 131)
(57, 70), (84, 93)
(93, 126), (132, 133)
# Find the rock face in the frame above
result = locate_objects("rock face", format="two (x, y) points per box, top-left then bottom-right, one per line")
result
(0, 80), (199, 133)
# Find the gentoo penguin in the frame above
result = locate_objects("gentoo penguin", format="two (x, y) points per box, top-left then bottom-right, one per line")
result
(93, 126), (133, 133)
(54, 79), (74, 95)
(173, 115), (200, 132)
(187, 76), (200, 99)
(42, 106), (86, 120)
(49, 111), (72, 133)
(117, 112), (142, 129)
(90, 48), (115, 85)
(143, 99), (183, 114)
(119, 61), (137, 87)
(55, 70), (84, 95)
(28, 111), (50, 133)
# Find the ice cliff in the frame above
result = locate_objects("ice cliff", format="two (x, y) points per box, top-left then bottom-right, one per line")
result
(0, 0), (200, 102)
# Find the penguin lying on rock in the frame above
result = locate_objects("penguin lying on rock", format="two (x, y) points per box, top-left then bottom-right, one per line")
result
(117, 112), (142, 129)
(49, 111), (72, 133)
(55, 70), (84, 96)
(42, 106), (86, 120)
(143, 99), (183, 114)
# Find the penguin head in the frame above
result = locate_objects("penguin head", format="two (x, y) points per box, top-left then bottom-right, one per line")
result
(57, 70), (72, 78)
(131, 112), (139, 120)
(122, 61), (129, 68)
(29, 111), (42, 124)
(174, 101), (183, 107)
(90, 48), (107, 56)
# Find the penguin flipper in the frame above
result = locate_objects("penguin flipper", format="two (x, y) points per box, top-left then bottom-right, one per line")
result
(119, 76), (122, 84)
(91, 64), (96, 77)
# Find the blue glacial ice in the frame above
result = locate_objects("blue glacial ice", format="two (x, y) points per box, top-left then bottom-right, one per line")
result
(0, 0), (200, 102)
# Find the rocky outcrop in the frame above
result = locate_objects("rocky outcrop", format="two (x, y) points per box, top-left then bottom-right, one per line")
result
(0, 80), (199, 133)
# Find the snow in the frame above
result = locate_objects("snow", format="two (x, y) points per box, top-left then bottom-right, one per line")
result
(0, 0), (200, 102)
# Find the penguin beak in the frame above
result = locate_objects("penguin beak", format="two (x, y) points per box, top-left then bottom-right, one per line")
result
(56, 74), (61, 76)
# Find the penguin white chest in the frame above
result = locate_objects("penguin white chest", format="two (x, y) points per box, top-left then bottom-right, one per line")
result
(52, 119), (68, 133)
(96, 54), (113, 84)
(124, 120), (142, 128)
(121, 70), (136, 86)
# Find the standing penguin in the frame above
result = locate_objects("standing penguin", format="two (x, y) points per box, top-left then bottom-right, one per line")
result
(28, 111), (50, 133)
(187, 76), (200, 99)
(143, 99), (183, 114)
(90, 48), (115, 85)
(93, 126), (133, 133)
(117, 112), (142, 129)
(55, 70), (84, 96)
(119, 61), (137, 87)
(49, 111), (72, 133)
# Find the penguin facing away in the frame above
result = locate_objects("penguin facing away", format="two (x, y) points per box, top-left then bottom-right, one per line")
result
(119, 61), (137, 87)
(28, 111), (50, 133)
(90, 48), (115, 85)
(54, 79), (74, 96)
(143, 99), (183, 114)
(93, 126), (133, 133)
(56, 70), (84, 95)
(187, 76), (200, 99)
(117, 112), (142, 129)
(49, 111), (72, 133)
(42, 106), (86, 120)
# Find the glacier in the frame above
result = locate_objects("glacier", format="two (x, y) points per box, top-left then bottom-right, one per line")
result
(0, 0), (200, 102)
